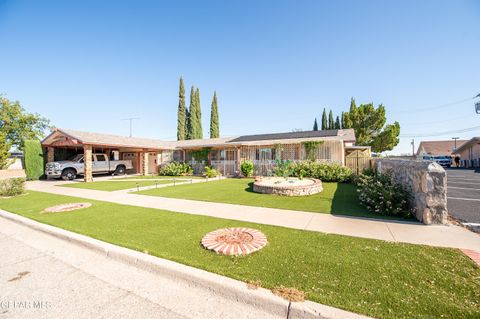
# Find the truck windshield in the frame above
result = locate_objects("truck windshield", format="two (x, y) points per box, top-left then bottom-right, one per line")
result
(70, 154), (84, 162)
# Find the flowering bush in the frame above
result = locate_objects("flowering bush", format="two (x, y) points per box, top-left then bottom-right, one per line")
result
(240, 160), (254, 177)
(288, 161), (352, 182)
(356, 171), (411, 217)
(158, 162), (193, 176)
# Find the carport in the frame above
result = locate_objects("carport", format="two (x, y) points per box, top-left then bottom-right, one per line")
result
(41, 128), (175, 182)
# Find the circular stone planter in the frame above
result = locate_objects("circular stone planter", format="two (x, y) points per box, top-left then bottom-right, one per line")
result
(253, 177), (323, 196)
(201, 227), (268, 256)
(43, 202), (92, 213)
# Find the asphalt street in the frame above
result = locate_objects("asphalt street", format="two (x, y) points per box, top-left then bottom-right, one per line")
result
(446, 168), (480, 232)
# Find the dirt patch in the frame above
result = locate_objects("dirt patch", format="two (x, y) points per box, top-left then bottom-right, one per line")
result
(8, 271), (30, 282)
(271, 286), (305, 302)
(246, 280), (262, 290)
(43, 202), (92, 213)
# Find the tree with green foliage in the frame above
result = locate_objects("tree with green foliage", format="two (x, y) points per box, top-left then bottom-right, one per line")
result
(341, 111), (349, 129)
(209, 92), (219, 138)
(0, 96), (50, 149)
(24, 140), (44, 180)
(313, 118), (318, 131)
(321, 108), (327, 130)
(195, 88), (203, 139)
(342, 101), (400, 153)
(177, 77), (186, 140)
(334, 116), (341, 129)
(0, 131), (12, 169)
(187, 86), (196, 139)
(328, 110), (334, 129)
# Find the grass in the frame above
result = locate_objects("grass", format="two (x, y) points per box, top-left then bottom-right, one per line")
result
(137, 178), (388, 219)
(59, 180), (175, 191)
(0, 191), (478, 319)
(117, 175), (206, 180)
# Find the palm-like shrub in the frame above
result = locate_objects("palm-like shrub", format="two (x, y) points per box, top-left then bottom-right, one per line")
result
(203, 166), (220, 178)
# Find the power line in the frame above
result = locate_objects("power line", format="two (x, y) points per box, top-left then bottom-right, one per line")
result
(400, 125), (480, 138)
(392, 93), (479, 114)
(121, 117), (140, 137)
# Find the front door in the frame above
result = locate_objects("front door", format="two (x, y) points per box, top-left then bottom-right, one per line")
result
(148, 153), (157, 174)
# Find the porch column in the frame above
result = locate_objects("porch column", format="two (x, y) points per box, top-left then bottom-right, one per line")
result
(84, 144), (93, 183)
(142, 150), (149, 175)
(47, 147), (55, 163)
(236, 147), (241, 174)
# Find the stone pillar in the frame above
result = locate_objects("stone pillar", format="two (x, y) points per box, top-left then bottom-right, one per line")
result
(84, 145), (93, 183)
(47, 147), (55, 163)
(142, 150), (149, 175)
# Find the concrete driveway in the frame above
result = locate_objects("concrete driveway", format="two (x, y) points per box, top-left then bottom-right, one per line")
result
(446, 168), (480, 232)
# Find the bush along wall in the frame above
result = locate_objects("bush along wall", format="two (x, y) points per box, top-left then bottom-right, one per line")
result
(24, 140), (45, 180)
(289, 161), (353, 182)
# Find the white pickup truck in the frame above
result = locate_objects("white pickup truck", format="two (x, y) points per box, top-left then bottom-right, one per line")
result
(46, 153), (133, 180)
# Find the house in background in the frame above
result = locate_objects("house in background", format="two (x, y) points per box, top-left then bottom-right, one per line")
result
(41, 128), (365, 181)
(416, 140), (467, 159)
(454, 137), (480, 168)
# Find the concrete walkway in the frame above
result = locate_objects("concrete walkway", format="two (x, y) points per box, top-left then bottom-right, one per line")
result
(26, 181), (480, 252)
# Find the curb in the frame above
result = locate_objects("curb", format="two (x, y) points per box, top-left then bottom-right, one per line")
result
(0, 209), (372, 319)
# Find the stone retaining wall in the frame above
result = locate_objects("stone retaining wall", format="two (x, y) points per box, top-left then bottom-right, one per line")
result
(372, 159), (447, 224)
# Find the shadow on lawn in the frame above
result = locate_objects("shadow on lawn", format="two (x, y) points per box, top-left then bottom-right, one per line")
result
(330, 183), (371, 217)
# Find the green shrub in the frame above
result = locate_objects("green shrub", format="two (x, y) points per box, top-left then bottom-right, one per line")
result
(158, 162), (193, 176)
(203, 166), (220, 178)
(289, 161), (352, 182)
(24, 140), (44, 180)
(356, 171), (411, 217)
(240, 160), (254, 177)
(273, 159), (293, 178)
(0, 178), (25, 197)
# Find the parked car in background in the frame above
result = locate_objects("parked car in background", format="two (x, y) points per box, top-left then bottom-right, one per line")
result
(422, 155), (451, 167)
(46, 153), (133, 180)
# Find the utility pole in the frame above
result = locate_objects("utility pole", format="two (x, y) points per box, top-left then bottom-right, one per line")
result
(411, 138), (415, 157)
(121, 117), (140, 137)
(452, 137), (459, 153)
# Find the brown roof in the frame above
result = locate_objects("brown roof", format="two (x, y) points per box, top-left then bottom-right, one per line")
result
(416, 140), (468, 156)
(42, 128), (355, 150)
(455, 137), (480, 153)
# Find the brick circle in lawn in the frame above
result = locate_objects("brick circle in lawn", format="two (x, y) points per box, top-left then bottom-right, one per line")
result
(201, 227), (267, 256)
(43, 202), (92, 213)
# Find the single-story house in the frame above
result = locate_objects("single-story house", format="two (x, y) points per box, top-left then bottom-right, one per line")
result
(454, 137), (480, 168)
(416, 140), (467, 158)
(41, 128), (366, 182)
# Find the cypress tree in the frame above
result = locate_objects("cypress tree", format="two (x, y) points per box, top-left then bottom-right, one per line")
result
(335, 116), (341, 129)
(210, 92), (220, 138)
(321, 108), (327, 130)
(187, 86), (196, 139)
(328, 110), (334, 129)
(177, 77), (186, 140)
(185, 107), (191, 139)
(313, 118), (318, 131)
(195, 88), (203, 139)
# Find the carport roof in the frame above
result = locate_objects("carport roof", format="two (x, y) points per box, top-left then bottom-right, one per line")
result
(454, 137), (480, 153)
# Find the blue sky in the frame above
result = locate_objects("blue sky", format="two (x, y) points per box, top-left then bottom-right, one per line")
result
(1, 0), (479, 154)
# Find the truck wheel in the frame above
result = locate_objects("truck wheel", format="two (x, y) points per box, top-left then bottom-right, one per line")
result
(114, 165), (126, 175)
(61, 168), (77, 181)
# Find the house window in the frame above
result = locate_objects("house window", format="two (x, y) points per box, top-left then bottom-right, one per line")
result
(256, 148), (273, 160)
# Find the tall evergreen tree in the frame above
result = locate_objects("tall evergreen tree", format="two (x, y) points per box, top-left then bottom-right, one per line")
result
(334, 116), (341, 129)
(341, 112), (348, 129)
(313, 118), (318, 131)
(177, 77), (186, 140)
(185, 107), (191, 140)
(195, 88), (203, 139)
(187, 86), (196, 139)
(210, 92), (220, 138)
(321, 108), (327, 130)
(328, 110), (334, 129)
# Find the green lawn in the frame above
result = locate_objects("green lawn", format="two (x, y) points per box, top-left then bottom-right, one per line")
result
(118, 175), (206, 180)
(60, 180), (175, 191)
(0, 191), (478, 319)
(137, 178), (387, 219)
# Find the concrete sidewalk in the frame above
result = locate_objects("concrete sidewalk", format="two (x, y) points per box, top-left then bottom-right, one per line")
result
(26, 181), (480, 252)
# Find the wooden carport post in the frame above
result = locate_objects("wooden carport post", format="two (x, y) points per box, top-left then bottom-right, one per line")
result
(84, 145), (93, 183)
